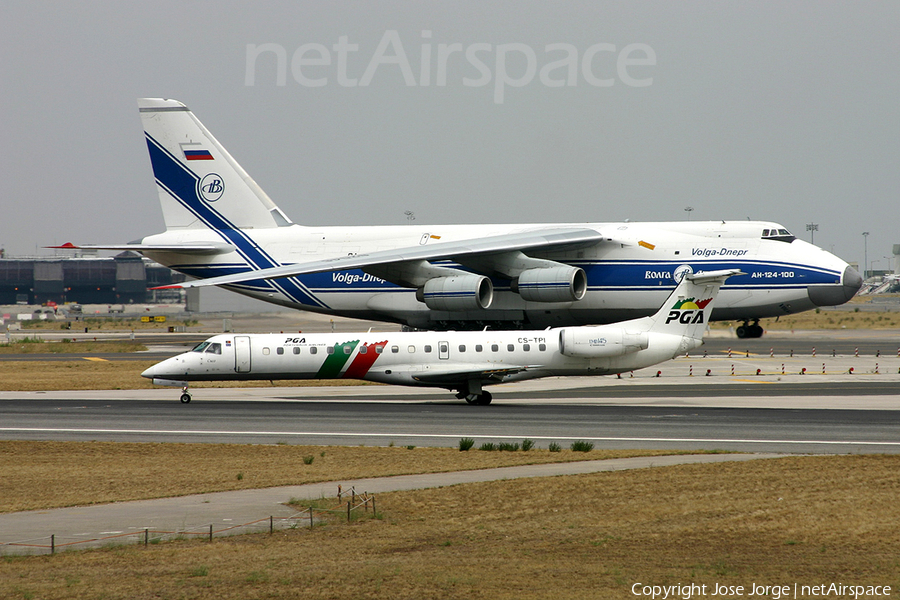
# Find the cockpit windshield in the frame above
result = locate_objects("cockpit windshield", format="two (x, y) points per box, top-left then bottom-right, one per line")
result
(761, 228), (796, 243)
(191, 341), (211, 353)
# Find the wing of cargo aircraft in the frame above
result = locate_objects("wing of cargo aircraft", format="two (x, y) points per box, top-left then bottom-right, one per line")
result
(152, 227), (607, 290)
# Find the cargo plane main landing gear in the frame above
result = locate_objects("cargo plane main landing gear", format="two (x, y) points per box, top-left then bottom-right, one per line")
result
(735, 320), (764, 339)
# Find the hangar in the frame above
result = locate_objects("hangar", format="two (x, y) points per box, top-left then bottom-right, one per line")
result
(0, 252), (184, 306)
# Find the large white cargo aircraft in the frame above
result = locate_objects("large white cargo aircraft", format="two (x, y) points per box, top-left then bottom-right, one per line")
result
(144, 269), (739, 405)
(57, 98), (861, 338)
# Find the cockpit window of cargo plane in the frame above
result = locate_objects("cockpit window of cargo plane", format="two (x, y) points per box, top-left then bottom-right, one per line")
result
(761, 228), (796, 243)
(206, 343), (222, 355)
(192, 342), (210, 353)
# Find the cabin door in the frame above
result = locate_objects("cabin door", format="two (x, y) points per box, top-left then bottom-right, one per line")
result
(234, 336), (251, 373)
(438, 341), (450, 360)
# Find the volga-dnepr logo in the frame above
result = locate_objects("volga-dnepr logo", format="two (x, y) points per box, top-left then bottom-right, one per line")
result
(198, 173), (225, 203)
(665, 297), (712, 325)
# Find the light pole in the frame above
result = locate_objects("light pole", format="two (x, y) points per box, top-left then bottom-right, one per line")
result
(684, 207), (694, 220)
(805, 223), (818, 244)
(862, 232), (869, 279)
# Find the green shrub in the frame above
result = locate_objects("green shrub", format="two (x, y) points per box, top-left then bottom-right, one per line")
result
(479, 442), (496, 452)
(498, 442), (520, 452)
(458, 437), (475, 451)
(571, 440), (594, 452)
(522, 439), (535, 451)
(548, 442), (561, 453)
(302, 456), (315, 465)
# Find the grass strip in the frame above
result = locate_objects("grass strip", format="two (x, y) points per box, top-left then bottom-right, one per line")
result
(1, 454), (898, 599)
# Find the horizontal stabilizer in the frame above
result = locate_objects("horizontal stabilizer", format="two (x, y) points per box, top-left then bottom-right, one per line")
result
(47, 242), (236, 256)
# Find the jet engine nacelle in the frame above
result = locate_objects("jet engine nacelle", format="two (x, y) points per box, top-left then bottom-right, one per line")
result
(559, 326), (649, 358)
(513, 266), (587, 303)
(417, 275), (494, 311)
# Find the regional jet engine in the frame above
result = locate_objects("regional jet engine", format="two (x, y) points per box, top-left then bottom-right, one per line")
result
(512, 266), (587, 303)
(417, 275), (494, 311)
(559, 326), (649, 358)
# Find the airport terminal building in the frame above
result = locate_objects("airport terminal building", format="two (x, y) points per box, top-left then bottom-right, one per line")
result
(0, 253), (185, 306)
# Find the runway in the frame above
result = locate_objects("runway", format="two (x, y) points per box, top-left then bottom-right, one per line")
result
(2, 375), (899, 454)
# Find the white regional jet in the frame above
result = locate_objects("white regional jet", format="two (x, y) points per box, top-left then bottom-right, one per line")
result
(57, 98), (861, 338)
(144, 269), (738, 405)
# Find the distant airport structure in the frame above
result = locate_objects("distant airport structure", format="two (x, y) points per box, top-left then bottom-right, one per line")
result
(0, 252), (184, 306)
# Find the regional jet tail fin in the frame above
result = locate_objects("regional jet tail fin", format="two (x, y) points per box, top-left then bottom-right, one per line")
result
(640, 269), (743, 339)
(138, 98), (294, 232)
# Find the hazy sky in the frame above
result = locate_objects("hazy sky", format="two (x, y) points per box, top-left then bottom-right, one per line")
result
(2, 1), (898, 280)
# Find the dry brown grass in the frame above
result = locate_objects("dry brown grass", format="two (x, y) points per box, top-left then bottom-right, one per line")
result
(2, 454), (898, 599)
(0, 361), (376, 391)
(0, 341), (148, 354)
(0, 441), (680, 513)
(710, 299), (900, 331)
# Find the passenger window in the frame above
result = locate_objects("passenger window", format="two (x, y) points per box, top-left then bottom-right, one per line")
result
(539, 343), (546, 351)
(343, 345), (352, 354)
(475, 344), (483, 352)
(375, 345), (383, 354)
(459, 345), (466, 352)
(439, 343), (449, 353)
(327, 346), (334, 355)
(491, 344), (499, 352)
(276, 347), (284, 355)
(507, 344), (515, 352)
(310, 347), (318, 355)
(408, 345), (416, 353)
(424, 345), (432, 353)
(523, 344), (530, 352)
(359, 345), (368, 354)
(263, 348), (270, 356)
(392, 345), (399, 353)
(293, 347), (301, 355)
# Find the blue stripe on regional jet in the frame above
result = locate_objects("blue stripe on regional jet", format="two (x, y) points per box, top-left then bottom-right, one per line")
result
(144, 135), (327, 308)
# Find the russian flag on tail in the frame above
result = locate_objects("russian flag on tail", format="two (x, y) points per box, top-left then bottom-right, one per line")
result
(180, 143), (214, 161)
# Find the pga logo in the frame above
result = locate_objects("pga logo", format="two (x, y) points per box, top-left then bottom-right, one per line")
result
(665, 309), (705, 325)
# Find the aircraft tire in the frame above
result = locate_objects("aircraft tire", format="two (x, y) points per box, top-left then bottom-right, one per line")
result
(464, 394), (479, 405)
(478, 391), (493, 406)
(735, 325), (748, 339)
(180, 393), (192, 404)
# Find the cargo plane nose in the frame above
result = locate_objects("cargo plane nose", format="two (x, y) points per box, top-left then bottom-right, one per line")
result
(808, 265), (863, 307)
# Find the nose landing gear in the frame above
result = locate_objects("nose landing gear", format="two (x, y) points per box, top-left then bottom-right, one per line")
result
(180, 385), (192, 403)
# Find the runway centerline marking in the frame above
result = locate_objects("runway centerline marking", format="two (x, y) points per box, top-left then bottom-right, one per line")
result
(1, 428), (899, 447)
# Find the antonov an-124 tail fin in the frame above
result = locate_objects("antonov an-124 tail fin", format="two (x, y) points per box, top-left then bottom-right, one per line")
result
(138, 98), (294, 232)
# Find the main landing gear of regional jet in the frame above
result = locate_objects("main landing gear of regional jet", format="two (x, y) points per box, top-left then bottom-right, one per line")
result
(180, 385), (192, 403)
(459, 391), (492, 405)
(735, 320), (764, 339)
